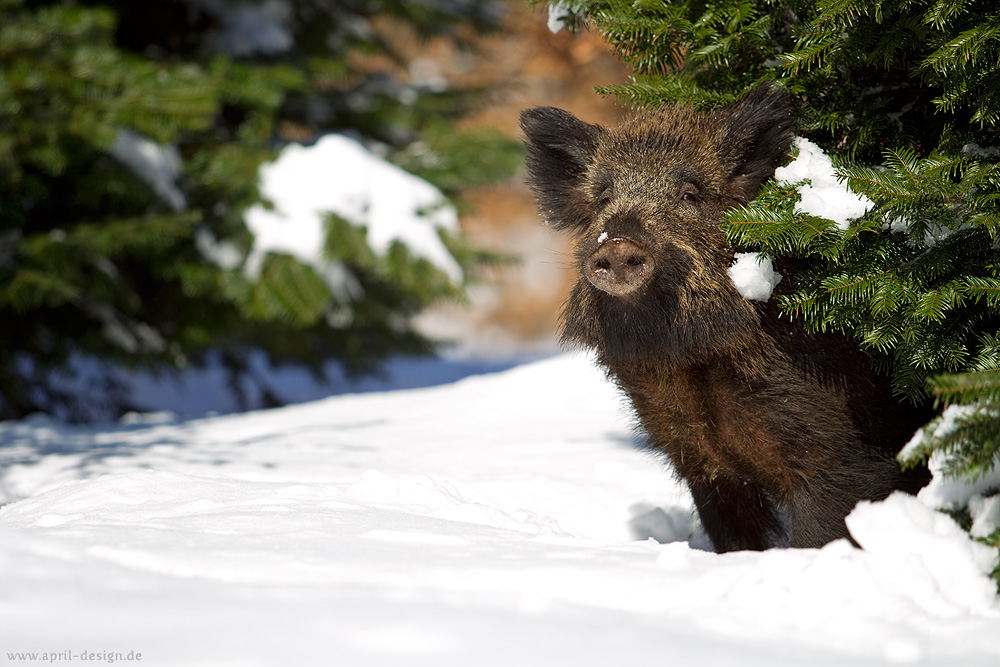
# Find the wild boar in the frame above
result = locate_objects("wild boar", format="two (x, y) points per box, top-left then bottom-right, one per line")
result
(520, 85), (929, 552)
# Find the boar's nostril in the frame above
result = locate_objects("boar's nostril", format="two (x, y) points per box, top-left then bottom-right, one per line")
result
(586, 238), (655, 296)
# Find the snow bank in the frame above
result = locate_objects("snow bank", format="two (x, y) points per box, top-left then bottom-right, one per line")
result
(847, 493), (999, 617)
(1, 354), (998, 666)
(244, 133), (463, 289)
(775, 137), (871, 230)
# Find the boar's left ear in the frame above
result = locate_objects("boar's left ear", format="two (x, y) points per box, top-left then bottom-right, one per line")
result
(520, 106), (605, 231)
(715, 84), (796, 205)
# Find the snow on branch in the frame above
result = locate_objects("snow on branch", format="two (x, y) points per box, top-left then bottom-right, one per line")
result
(244, 133), (463, 295)
(109, 130), (186, 212)
(774, 138), (871, 231)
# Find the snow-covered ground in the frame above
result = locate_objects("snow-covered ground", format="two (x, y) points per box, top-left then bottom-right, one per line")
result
(1, 353), (998, 666)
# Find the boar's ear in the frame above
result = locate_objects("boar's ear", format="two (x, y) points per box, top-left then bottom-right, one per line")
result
(716, 84), (796, 205)
(520, 107), (604, 231)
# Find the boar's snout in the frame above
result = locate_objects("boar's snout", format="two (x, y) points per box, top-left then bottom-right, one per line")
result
(585, 237), (654, 296)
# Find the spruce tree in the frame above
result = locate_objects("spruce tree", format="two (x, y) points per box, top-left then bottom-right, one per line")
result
(0, 0), (519, 419)
(554, 0), (1000, 573)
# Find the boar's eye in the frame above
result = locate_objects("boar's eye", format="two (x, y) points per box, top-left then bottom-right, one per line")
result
(597, 187), (613, 207)
(679, 184), (700, 204)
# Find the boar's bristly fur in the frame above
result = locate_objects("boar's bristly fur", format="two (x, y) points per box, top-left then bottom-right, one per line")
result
(520, 84), (930, 552)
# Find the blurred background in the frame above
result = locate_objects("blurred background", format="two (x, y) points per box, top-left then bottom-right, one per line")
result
(399, 1), (627, 355)
(0, 0), (627, 420)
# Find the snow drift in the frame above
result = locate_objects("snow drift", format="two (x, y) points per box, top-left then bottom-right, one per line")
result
(1, 354), (998, 666)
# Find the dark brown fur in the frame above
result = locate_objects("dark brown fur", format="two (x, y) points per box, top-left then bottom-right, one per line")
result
(521, 85), (929, 552)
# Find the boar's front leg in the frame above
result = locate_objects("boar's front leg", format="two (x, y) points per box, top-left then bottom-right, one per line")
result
(688, 477), (790, 552)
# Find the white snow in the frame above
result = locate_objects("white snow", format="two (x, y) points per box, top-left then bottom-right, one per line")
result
(900, 405), (1000, 516)
(2, 353), (999, 666)
(963, 143), (1000, 159)
(547, 2), (572, 34)
(846, 493), (999, 616)
(775, 137), (872, 231)
(728, 251), (782, 301)
(917, 449), (1000, 514)
(970, 494), (1000, 539)
(244, 133), (463, 289)
(899, 404), (980, 465)
(109, 130), (186, 211)
(193, 226), (243, 270)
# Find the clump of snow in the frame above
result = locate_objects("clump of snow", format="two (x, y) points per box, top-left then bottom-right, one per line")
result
(774, 137), (871, 231)
(897, 403), (1000, 544)
(963, 143), (1000, 159)
(244, 133), (463, 289)
(109, 130), (186, 211)
(898, 404), (978, 467)
(547, 2), (572, 33)
(728, 251), (782, 301)
(193, 227), (242, 270)
(918, 448), (1000, 511)
(2, 353), (999, 665)
(900, 405), (1000, 514)
(970, 494), (1000, 539)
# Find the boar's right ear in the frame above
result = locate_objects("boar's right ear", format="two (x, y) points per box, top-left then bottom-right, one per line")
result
(520, 107), (604, 231)
(716, 84), (796, 205)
